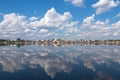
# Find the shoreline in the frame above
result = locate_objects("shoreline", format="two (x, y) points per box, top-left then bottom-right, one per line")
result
(0, 39), (120, 47)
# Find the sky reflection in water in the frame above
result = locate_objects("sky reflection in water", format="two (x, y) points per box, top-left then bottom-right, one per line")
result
(0, 45), (120, 80)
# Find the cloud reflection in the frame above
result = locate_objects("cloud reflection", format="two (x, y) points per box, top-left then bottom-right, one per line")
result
(0, 45), (120, 79)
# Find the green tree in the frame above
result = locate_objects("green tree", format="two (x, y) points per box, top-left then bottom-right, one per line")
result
(16, 38), (21, 42)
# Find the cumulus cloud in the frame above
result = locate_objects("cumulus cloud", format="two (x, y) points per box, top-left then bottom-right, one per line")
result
(38, 29), (48, 33)
(29, 7), (73, 27)
(83, 14), (95, 24)
(0, 7), (120, 40)
(64, 0), (84, 7)
(115, 12), (120, 18)
(92, 0), (120, 14)
(0, 7), (78, 40)
(27, 7), (78, 39)
(0, 13), (27, 39)
(29, 16), (39, 21)
(78, 14), (120, 40)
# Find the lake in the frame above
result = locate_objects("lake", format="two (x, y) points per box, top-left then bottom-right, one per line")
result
(0, 45), (120, 80)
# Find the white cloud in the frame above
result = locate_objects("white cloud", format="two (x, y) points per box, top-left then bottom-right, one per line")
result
(0, 7), (120, 40)
(38, 29), (48, 33)
(83, 14), (95, 24)
(113, 30), (120, 36)
(29, 16), (39, 21)
(0, 13), (27, 39)
(92, 0), (120, 14)
(79, 14), (120, 40)
(28, 7), (73, 28)
(65, 0), (84, 7)
(0, 13), (26, 28)
(24, 29), (30, 33)
(115, 12), (120, 18)
(0, 8), (78, 40)
(27, 7), (79, 40)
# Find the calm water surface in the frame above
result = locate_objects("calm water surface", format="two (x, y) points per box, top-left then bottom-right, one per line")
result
(0, 45), (120, 80)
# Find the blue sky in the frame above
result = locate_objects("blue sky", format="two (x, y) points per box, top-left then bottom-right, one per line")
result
(0, 0), (120, 40)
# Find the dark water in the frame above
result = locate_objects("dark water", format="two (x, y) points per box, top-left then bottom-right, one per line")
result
(0, 45), (120, 80)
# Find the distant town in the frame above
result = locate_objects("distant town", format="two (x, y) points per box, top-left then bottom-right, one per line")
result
(0, 38), (120, 47)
